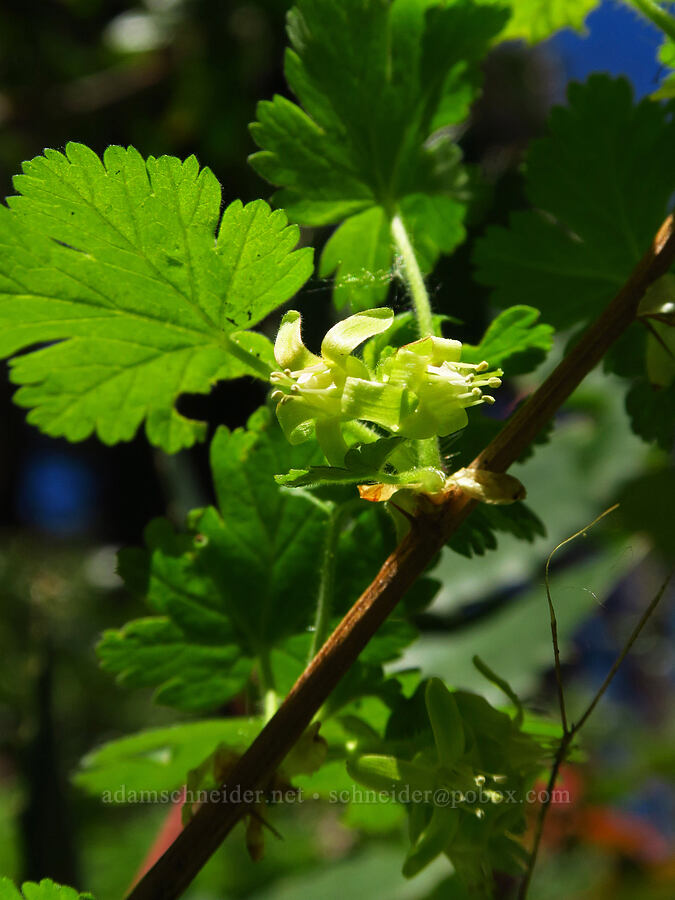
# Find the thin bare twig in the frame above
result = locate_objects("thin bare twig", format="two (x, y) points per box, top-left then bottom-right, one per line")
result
(517, 559), (671, 900)
(517, 731), (573, 900)
(545, 504), (620, 734)
(128, 215), (675, 900)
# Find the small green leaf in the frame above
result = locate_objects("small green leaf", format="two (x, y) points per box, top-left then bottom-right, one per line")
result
(319, 207), (393, 311)
(0, 144), (312, 451)
(472, 656), (523, 725)
(275, 466), (367, 489)
(478, 0), (599, 43)
(0, 880), (93, 900)
(447, 502), (546, 558)
(462, 306), (553, 375)
(343, 436), (408, 472)
(625, 378), (675, 451)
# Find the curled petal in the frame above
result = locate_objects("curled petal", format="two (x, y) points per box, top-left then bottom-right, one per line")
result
(321, 307), (394, 366)
(274, 310), (322, 370)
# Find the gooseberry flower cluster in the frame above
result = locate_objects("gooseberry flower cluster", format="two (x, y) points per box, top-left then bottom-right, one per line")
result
(269, 308), (502, 465)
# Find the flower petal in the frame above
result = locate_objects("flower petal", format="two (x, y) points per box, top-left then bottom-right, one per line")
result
(321, 308), (394, 366)
(274, 310), (322, 370)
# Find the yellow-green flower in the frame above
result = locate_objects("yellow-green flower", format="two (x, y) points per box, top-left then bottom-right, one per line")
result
(270, 308), (502, 465)
(270, 308), (395, 464)
(377, 335), (502, 439)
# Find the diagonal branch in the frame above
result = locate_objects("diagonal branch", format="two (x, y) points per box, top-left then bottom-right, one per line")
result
(127, 213), (675, 900)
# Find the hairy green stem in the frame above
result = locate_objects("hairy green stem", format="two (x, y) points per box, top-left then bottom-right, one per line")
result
(308, 503), (353, 661)
(390, 213), (443, 470)
(391, 214), (435, 338)
(629, 0), (675, 42)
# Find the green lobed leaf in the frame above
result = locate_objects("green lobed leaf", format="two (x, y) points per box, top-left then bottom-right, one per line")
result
(461, 305), (553, 375)
(0, 880), (93, 900)
(268, 506), (440, 696)
(98, 414), (431, 712)
(74, 719), (261, 797)
(479, 0), (599, 43)
(474, 76), (675, 331)
(98, 407), (328, 711)
(625, 378), (675, 450)
(250, 0), (509, 310)
(447, 501), (546, 558)
(0, 143), (312, 452)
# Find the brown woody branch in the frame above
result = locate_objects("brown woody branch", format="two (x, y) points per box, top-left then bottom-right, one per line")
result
(127, 213), (675, 900)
